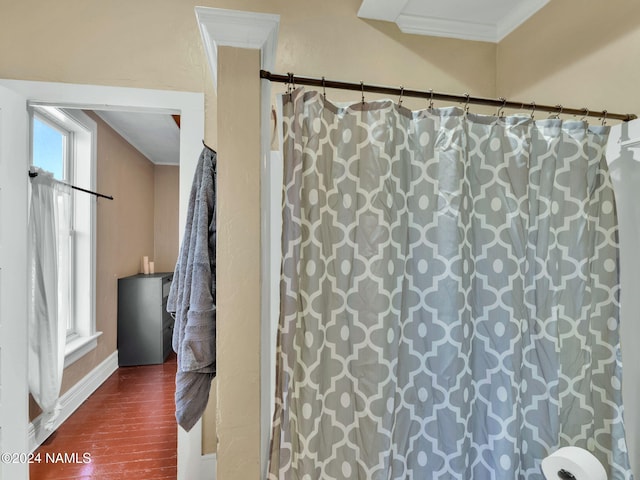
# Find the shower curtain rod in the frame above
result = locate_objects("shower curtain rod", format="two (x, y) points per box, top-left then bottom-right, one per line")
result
(28, 170), (114, 200)
(260, 70), (637, 123)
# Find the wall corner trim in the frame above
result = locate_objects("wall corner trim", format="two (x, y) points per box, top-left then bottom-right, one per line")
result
(194, 7), (280, 92)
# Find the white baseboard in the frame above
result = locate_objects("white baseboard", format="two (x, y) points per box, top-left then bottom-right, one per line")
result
(28, 350), (119, 452)
(200, 453), (217, 480)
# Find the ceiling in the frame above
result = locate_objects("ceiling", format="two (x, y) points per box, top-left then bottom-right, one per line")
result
(95, 110), (180, 166)
(358, 0), (550, 43)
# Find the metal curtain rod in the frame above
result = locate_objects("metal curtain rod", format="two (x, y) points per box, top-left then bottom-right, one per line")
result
(260, 70), (637, 123)
(28, 170), (114, 200)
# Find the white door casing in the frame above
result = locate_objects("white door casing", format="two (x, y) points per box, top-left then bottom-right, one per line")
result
(0, 84), (30, 480)
(0, 79), (204, 480)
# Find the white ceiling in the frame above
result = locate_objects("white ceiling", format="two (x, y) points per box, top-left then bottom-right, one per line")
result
(358, 0), (550, 43)
(94, 110), (180, 166)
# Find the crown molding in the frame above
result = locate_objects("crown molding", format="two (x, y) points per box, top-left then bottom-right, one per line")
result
(359, 0), (549, 44)
(357, 0), (409, 21)
(396, 14), (498, 42)
(195, 7), (280, 91)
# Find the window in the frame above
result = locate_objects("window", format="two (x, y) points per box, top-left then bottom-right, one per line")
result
(30, 106), (101, 367)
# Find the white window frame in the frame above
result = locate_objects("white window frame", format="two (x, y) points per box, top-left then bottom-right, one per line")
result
(29, 106), (101, 368)
(32, 111), (75, 336)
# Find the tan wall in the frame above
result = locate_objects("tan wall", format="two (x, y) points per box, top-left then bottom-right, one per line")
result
(216, 46), (262, 478)
(0, 0), (497, 144)
(2, 0), (497, 470)
(9, 0), (638, 473)
(153, 165), (180, 273)
(60, 112), (157, 392)
(497, 0), (640, 117)
(64, 116), (179, 391)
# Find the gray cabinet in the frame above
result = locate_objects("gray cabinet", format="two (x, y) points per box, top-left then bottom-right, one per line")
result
(117, 272), (174, 366)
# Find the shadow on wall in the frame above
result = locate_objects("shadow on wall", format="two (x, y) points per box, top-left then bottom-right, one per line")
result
(607, 121), (640, 479)
(359, 19), (497, 100)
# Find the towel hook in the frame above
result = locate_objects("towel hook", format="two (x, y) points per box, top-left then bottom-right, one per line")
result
(398, 86), (404, 106)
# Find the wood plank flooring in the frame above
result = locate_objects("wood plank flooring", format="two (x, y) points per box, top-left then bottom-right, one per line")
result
(30, 353), (177, 480)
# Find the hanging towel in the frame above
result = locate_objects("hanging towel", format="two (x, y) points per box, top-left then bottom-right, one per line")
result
(167, 145), (217, 431)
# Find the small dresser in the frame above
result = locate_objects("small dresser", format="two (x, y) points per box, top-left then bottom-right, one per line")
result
(117, 272), (174, 366)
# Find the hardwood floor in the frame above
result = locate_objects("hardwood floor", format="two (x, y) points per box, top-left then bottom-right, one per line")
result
(30, 353), (177, 480)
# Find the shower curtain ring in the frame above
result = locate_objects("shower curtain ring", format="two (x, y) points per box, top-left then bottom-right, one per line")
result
(322, 76), (327, 100)
(602, 110), (608, 126)
(581, 107), (589, 121)
(398, 86), (404, 106)
(361, 81), (365, 105)
(428, 89), (434, 110)
(530, 102), (536, 119)
(286, 72), (294, 96)
(463, 93), (470, 114)
(497, 97), (507, 117)
(550, 104), (563, 119)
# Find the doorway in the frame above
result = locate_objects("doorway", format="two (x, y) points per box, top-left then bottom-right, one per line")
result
(0, 79), (204, 480)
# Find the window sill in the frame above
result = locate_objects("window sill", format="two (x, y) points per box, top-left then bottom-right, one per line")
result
(64, 332), (103, 368)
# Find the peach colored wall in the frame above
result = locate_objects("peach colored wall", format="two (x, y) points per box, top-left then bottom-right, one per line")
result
(60, 112), (156, 392)
(153, 165), (180, 273)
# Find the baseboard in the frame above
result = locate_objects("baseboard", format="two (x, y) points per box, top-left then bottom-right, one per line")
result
(200, 453), (217, 480)
(28, 350), (119, 452)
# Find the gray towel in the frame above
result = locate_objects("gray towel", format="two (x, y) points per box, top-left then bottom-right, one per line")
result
(167, 146), (216, 431)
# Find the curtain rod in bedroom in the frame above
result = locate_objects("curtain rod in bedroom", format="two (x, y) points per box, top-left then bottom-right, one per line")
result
(260, 70), (637, 123)
(28, 170), (114, 200)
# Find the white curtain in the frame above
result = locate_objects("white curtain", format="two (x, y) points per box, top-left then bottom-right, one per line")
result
(269, 88), (633, 479)
(28, 168), (72, 430)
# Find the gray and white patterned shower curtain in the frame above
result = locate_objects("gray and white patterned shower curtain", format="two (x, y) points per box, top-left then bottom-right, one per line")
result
(269, 88), (633, 480)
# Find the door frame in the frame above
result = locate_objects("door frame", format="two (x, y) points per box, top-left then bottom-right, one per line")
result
(0, 79), (204, 480)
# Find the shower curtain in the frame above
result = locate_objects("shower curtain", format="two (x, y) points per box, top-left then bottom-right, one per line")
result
(28, 168), (72, 430)
(268, 88), (633, 480)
